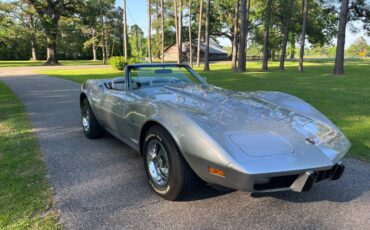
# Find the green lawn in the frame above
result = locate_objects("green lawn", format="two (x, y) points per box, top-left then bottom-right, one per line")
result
(0, 82), (59, 229)
(38, 60), (370, 162)
(0, 60), (106, 67)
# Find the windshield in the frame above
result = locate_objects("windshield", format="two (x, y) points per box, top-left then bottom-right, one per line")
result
(128, 65), (205, 90)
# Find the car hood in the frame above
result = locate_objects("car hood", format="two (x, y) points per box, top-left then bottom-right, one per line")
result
(135, 84), (349, 161)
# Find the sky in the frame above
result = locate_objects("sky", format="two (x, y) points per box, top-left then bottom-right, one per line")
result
(118, 0), (370, 48)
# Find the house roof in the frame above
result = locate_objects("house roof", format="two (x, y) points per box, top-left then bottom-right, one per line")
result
(164, 38), (228, 55)
(198, 39), (228, 54)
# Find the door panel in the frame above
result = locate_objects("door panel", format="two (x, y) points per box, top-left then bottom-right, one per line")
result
(102, 91), (130, 142)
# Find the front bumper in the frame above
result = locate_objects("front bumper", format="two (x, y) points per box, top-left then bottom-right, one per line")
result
(289, 162), (345, 192)
(207, 162), (345, 193)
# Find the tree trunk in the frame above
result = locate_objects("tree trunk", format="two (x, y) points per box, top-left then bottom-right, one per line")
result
(148, 0), (152, 63)
(45, 30), (58, 65)
(155, 1), (160, 58)
(92, 28), (97, 61)
(178, 0), (183, 64)
(174, 0), (179, 62)
(105, 39), (110, 59)
(290, 35), (295, 59)
(279, 0), (291, 70)
(279, 27), (289, 70)
(188, 0), (193, 66)
(123, 0), (128, 60)
(245, 0), (251, 57)
(271, 50), (276, 61)
(100, 8), (107, 64)
(232, 0), (239, 70)
(203, 0), (210, 71)
(333, 0), (349, 75)
(238, 0), (247, 71)
(262, 0), (272, 71)
(29, 16), (38, 61)
(298, 0), (308, 72)
(161, 0), (165, 63)
(196, 0), (203, 67)
(31, 38), (37, 61)
(280, 18), (290, 70)
(135, 29), (139, 55)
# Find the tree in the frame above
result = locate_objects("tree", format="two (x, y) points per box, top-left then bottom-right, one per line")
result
(123, 0), (128, 60)
(0, 2), (43, 60)
(334, 0), (370, 75)
(26, 0), (82, 64)
(213, 0), (243, 60)
(4, 1), (40, 60)
(333, 0), (349, 75)
(298, 0), (308, 72)
(188, 0), (193, 66)
(232, 0), (239, 70)
(129, 25), (146, 59)
(176, 0), (183, 63)
(204, 0), (210, 71)
(346, 36), (370, 57)
(196, 0), (203, 66)
(279, 0), (293, 70)
(238, 0), (247, 71)
(80, 0), (105, 61)
(148, 0), (152, 63)
(100, 5), (107, 63)
(262, 0), (272, 71)
(161, 0), (165, 63)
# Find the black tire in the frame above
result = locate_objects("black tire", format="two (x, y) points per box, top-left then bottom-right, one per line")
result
(81, 98), (105, 139)
(143, 125), (197, 200)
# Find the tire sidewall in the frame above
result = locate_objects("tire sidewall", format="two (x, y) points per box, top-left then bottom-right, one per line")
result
(81, 98), (104, 138)
(143, 129), (179, 198)
(81, 100), (92, 136)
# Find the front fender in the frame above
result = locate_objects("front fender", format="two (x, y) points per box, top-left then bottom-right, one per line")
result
(142, 104), (246, 184)
(253, 91), (335, 127)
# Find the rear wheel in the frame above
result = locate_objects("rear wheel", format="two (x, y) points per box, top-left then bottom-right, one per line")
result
(81, 98), (105, 139)
(143, 125), (197, 200)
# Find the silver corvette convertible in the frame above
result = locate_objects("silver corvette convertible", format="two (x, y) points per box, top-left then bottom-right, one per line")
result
(80, 63), (350, 200)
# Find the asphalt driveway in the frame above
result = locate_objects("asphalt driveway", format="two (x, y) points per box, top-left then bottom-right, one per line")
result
(1, 67), (370, 229)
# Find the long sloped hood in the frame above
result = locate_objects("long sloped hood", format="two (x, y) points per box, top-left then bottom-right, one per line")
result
(136, 84), (350, 161)
(141, 84), (329, 132)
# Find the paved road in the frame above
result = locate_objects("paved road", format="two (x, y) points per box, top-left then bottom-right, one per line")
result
(1, 68), (370, 229)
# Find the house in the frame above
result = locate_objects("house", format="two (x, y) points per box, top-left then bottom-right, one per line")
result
(163, 38), (229, 62)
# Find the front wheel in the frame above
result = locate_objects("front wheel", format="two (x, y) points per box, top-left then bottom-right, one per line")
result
(143, 126), (197, 200)
(81, 98), (105, 139)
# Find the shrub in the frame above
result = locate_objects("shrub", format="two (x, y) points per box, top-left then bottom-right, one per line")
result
(109, 56), (126, 70)
(109, 57), (143, 70)
(127, 57), (139, 64)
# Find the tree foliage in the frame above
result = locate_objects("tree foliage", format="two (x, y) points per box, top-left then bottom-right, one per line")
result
(346, 36), (370, 57)
(0, 0), (369, 73)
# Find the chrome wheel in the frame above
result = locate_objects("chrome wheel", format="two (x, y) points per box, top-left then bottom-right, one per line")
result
(82, 105), (90, 132)
(146, 139), (169, 186)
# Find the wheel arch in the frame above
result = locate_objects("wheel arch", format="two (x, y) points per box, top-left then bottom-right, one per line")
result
(139, 120), (181, 156)
(80, 92), (88, 107)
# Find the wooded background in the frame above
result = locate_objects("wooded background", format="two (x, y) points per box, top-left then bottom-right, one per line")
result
(0, 0), (369, 74)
